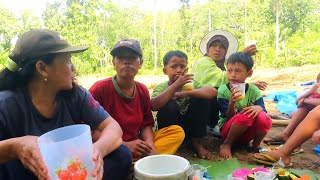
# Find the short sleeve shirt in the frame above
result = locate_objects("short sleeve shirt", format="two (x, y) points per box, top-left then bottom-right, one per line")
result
(217, 83), (266, 128)
(151, 81), (190, 115)
(89, 77), (154, 142)
(0, 85), (109, 179)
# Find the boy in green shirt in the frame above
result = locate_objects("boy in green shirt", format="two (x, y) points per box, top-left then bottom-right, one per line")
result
(217, 52), (272, 159)
(151, 50), (217, 159)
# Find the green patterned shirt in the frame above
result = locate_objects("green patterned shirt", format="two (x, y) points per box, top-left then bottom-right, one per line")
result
(151, 81), (191, 115)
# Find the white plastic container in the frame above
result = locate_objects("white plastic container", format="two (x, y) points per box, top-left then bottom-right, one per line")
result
(188, 164), (207, 180)
(38, 124), (94, 180)
(134, 155), (190, 180)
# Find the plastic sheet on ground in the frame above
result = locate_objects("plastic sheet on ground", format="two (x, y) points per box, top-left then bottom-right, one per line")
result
(298, 81), (316, 86)
(264, 90), (303, 115)
(314, 144), (320, 157)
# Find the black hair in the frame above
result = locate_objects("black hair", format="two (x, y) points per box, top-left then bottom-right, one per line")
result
(163, 50), (188, 66)
(0, 54), (56, 91)
(227, 52), (254, 71)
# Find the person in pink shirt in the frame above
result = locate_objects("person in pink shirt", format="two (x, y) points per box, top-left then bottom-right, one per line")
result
(264, 73), (320, 145)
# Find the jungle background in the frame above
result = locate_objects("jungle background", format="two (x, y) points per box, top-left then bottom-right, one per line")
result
(1, 0), (320, 174)
(0, 0), (320, 75)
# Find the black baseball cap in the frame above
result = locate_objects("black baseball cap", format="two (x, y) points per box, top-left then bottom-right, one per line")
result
(9, 29), (89, 63)
(110, 39), (142, 57)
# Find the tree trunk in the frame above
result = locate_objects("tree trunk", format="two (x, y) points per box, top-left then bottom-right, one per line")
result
(275, 0), (280, 64)
(153, 0), (157, 72)
(208, 9), (211, 32)
(244, 0), (248, 46)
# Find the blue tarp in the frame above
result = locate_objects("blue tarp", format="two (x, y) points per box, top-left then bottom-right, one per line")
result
(264, 90), (303, 115)
(299, 81), (316, 86)
(314, 144), (320, 157)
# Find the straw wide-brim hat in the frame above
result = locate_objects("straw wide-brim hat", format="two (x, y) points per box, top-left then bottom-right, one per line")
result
(199, 29), (239, 59)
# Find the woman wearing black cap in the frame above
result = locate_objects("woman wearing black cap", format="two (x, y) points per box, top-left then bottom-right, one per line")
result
(0, 29), (132, 180)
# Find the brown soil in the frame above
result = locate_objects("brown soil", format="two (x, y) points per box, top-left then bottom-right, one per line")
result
(79, 64), (320, 174)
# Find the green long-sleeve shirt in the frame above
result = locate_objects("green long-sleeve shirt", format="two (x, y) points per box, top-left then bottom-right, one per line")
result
(193, 56), (228, 88)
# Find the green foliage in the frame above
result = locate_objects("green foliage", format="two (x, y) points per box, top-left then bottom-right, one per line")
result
(0, 7), (20, 51)
(0, 0), (320, 74)
(0, 51), (9, 70)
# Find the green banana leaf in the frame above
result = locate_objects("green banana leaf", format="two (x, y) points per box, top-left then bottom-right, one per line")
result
(190, 159), (320, 180)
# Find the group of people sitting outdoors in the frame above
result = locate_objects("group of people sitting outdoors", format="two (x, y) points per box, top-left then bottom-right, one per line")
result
(0, 28), (319, 180)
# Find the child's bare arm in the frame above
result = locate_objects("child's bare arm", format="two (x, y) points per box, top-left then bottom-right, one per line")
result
(174, 86), (217, 99)
(151, 84), (181, 111)
(302, 98), (320, 107)
(151, 71), (192, 110)
(296, 83), (320, 104)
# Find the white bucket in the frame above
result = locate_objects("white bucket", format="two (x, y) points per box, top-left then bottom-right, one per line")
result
(134, 155), (190, 180)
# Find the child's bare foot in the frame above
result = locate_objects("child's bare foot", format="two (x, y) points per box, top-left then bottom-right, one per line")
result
(220, 143), (232, 159)
(191, 138), (211, 159)
(197, 146), (211, 159)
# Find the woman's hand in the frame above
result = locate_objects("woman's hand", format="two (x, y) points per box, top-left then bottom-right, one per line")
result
(252, 81), (268, 91)
(13, 136), (49, 179)
(91, 147), (104, 180)
(242, 44), (258, 56)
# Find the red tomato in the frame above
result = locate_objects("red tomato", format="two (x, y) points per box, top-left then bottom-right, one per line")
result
(67, 164), (80, 173)
(72, 158), (82, 167)
(57, 169), (71, 180)
(71, 168), (88, 180)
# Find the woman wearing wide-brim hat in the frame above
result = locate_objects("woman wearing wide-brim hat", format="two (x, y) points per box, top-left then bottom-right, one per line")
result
(192, 30), (267, 131)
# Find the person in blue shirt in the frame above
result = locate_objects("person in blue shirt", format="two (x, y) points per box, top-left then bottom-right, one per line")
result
(0, 29), (132, 180)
